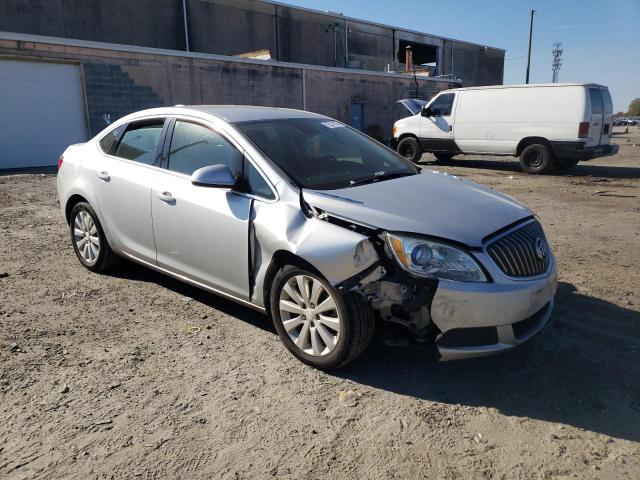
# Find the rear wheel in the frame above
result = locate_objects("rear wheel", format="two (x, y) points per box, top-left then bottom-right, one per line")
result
(519, 144), (554, 174)
(69, 202), (119, 272)
(397, 137), (422, 163)
(270, 265), (375, 370)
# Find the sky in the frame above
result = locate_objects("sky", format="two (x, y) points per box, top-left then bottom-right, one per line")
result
(283, 0), (640, 112)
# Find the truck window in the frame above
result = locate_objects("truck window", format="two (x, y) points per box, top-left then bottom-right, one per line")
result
(589, 89), (603, 115)
(429, 93), (455, 116)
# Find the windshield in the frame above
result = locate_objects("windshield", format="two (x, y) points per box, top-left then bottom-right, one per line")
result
(236, 118), (418, 190)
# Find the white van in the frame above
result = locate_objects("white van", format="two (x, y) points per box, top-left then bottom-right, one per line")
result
(391, 83), (618, 173)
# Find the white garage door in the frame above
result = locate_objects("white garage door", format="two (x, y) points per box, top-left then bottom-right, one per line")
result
(0, 60), (88, 169)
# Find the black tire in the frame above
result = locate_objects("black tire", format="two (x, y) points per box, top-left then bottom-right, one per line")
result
(433, 153), (455, 163)
(270, 265), (375, 370)
(555, 157), (580, 171)
(397, 137), (422, 163)
(69, 202), (119, 272)
(519, 144), (555, 174)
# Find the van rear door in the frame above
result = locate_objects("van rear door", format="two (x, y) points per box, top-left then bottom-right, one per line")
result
(586, 87), (611, 147)
(599, 88), (613, 146)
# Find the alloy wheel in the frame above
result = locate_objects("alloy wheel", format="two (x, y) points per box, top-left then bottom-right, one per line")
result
(278, 274), (341, 356)
(73, 210), (100, 265)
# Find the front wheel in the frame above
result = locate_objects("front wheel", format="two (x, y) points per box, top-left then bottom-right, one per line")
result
(270, 266), (375, 370)
(519, 144), (554, 174)
(397, 137), (422, 163)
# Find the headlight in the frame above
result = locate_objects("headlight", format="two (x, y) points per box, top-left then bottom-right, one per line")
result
(385, 233), (487, 282)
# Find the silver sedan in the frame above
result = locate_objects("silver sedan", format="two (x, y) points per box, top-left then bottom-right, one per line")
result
(57, 106), (557, 369)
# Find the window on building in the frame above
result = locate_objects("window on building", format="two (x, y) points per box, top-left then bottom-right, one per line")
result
(114, 119), (165, 165)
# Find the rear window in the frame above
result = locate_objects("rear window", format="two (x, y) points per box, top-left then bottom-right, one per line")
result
(589, 89), (603, 115)
(601, 89), (613, 114)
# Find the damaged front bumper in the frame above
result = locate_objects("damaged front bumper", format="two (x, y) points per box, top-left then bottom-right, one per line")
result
(431, 254), (557, 361)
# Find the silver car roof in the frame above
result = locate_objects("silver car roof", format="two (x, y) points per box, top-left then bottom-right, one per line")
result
(185, 105), (326, 123)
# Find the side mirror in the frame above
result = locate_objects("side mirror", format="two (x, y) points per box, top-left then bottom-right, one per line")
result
(191, 164), (237, 188)
(421, 106), (433, 117)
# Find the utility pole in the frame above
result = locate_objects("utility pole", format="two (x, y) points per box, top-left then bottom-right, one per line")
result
(551, 42), (563, 83)
(525, 9), (536, 84)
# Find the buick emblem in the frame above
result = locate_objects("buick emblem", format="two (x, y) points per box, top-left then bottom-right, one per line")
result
(535, 237), (547, 260)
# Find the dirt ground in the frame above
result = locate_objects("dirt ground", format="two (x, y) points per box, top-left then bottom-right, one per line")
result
(1, 128), (639, 479)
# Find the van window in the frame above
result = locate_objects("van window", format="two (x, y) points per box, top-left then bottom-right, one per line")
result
(601, 89), (613, 114)
(429, 93), (455, 116)
(114, 119), (165, 165)
(589, 89), (603, 115)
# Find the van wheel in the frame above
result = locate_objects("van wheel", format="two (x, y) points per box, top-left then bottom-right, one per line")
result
(270, 265), (375, 370)
(555, 158), (580, 171)
(397, 137), (422, 163)
(434, 153), (455, 163)
(520, 144), (554, 174)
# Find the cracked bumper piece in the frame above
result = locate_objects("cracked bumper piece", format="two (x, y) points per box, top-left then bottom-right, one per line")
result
(431, 262), (557, 361)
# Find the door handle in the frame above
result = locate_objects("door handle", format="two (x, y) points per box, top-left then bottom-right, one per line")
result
(97, 171), (110, 181)
(156, 191), (175, 203)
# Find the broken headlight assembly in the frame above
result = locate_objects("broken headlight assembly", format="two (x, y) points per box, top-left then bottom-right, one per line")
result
(385, 233), (487, 282)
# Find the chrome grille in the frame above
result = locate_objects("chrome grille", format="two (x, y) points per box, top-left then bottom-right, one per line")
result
(486, 220), (550, 277)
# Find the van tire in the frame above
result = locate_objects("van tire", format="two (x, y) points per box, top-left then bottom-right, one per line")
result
(519, 144), (554, 174)
(434, 153), (455, 163)
(397, 137), (422, 163)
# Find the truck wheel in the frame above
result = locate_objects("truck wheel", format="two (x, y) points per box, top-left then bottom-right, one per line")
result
(434, 153), (455, 163)
(520, 144), (554, 174)
(555, 158), (580, 171)
(270, 265), (375, 370)
(397, 137), (422, 163)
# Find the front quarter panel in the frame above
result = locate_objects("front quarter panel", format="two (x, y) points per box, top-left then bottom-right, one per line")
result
(251, 185), (379, 308)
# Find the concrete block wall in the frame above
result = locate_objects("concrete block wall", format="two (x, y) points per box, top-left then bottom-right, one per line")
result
(2, 36), (460, 140)
(0, 0), (184, 50)
(0, 0), (504, 87)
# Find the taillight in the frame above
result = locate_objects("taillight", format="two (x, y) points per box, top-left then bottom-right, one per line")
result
(578, 122), (589, 138)
(57, 155), (64, 170)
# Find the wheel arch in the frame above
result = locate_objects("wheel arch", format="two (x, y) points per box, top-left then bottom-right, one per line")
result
(65, 194), (89, 223)
(262, 250), (324, 315)
(516, 137), (553, 157)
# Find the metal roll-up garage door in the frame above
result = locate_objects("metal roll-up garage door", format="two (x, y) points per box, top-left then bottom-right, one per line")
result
(0, 59), (88, 169)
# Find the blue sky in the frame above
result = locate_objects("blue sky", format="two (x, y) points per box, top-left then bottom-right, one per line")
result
(283, 0), (640, 112)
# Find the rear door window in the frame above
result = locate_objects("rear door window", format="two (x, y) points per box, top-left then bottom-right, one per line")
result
(429, 93), (455, 116)
(589, 89), (603, 115)
(114, 119), (165, 165)
(99, 125), (126, 155)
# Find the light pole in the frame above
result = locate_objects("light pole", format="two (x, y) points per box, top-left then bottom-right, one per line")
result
(525, 9), (536, 84)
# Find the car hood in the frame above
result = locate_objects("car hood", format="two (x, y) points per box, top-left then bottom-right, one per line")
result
(303, 170), (532, 247)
